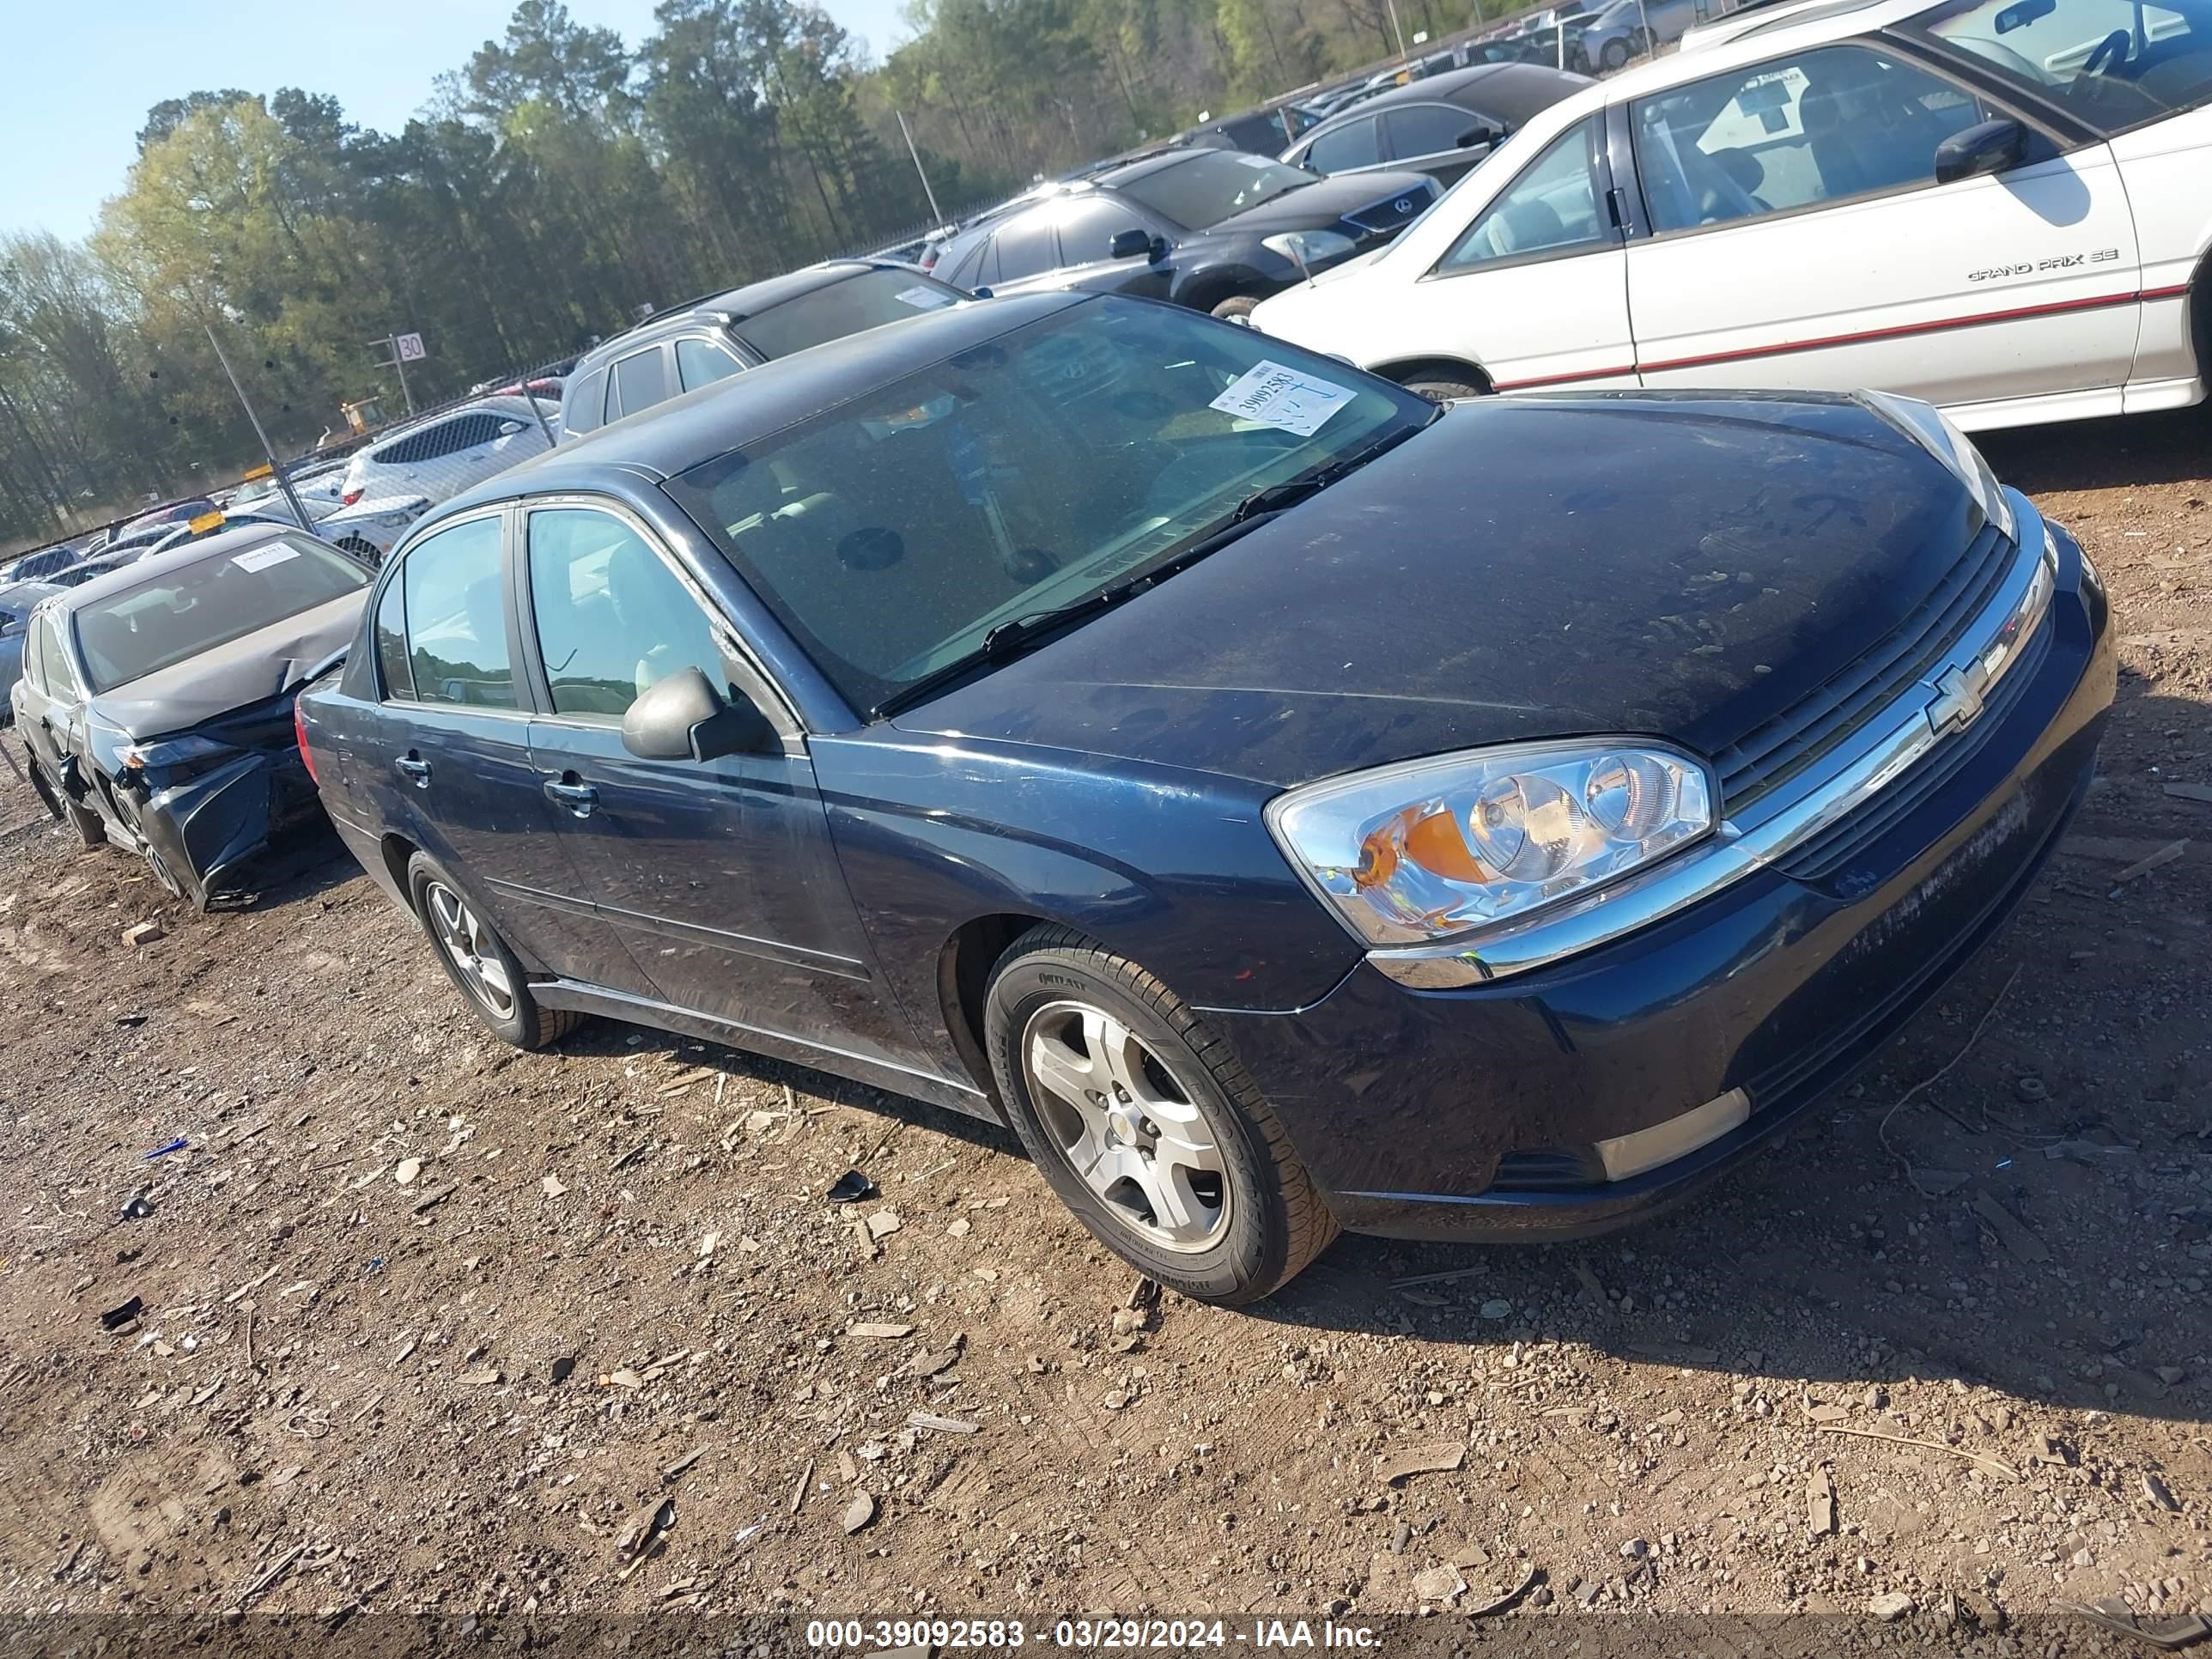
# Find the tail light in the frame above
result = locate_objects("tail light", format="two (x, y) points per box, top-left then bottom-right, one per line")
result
(295, 702), (320, 787)
(342, 488), (363, 506)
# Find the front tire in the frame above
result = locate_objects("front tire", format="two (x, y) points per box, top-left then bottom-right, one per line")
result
(1209, 294), (1261, 323)
(983, 925), (1337, 1305)
(1601, 38), (1630, 68)
(64, 796), (106, 848)
(406, 853), (577, 1049)
(1405, 378), (1486, 403)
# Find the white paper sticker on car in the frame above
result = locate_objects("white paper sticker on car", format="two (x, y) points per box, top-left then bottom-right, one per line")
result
(1207, 360), (1357, 437)
(231, 544), (301, 574)
(1237, 153), (1274, 167)
(895, 285), (956, 309)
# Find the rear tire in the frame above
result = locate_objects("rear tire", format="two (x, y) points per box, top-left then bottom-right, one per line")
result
(405, 852), (578, 1049)
(1209, 294), (1261, 323)
(983, 924), (1337, 1305)
(1405, 378), (1486, 402)
(1601, 38), (1630, 68)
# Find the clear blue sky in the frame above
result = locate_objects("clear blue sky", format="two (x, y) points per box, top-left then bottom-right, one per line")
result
(2, 0), (914, 240)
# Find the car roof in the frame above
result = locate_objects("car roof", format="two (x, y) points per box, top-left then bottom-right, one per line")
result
(1593, 0), (1928, 92)
(45, 521), (310, 613)
(576, 262), (896, 367)
(425, 294), (1085, 525)
(1300, 62), (1588, 136)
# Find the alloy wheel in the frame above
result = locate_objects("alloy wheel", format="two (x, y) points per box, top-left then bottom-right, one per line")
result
(425, 880), (517, 1021)
(1020, 999), (1231, 1251)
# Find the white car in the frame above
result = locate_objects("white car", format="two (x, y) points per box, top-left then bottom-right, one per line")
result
(317, 495), (434, 565)
(338, 395), (559, 508)
(1251, 0), (2212, 430)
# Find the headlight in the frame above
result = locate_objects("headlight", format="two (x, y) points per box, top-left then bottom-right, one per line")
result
(1855, 390), (2017, 544)
(119, 733), (239, 787)
(1267, 741), (1716, 948)
(1262, 229), (1358, 269)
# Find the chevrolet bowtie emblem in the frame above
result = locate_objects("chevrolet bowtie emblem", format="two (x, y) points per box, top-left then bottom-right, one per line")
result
(1925, 663), (1987, 738)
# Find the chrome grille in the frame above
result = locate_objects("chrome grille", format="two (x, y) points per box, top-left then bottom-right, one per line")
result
(1343, 184), (1437, 238)
(1715, 522), (2014, 812)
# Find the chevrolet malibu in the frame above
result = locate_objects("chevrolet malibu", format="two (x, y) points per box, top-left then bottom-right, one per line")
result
(296, 294), (2113, 1305)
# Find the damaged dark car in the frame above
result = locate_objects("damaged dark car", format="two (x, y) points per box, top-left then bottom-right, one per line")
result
(9, 523), (370, 907)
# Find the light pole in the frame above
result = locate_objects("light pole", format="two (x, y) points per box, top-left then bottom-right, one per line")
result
(204, 324), (311, 532)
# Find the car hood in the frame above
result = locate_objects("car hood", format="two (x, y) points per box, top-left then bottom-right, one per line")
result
(1207, 168), (1441, 233)
(93, 592), (368, 741)
(893, 392), (1983, 790)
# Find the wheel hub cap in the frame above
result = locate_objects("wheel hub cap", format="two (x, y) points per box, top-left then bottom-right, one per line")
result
(1021, 1000), (1229, 1253)
(426, 881), (516, 1022)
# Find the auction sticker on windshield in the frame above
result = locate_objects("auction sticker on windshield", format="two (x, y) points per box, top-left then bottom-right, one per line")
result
(232, 544), (301, 573)
(896, 286), (957, 309)
(1209, 360), (1355, 437)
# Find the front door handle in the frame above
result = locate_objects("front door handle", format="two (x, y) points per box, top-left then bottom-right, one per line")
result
(395, 754), (432, 788)
(543, 775), (598, 818)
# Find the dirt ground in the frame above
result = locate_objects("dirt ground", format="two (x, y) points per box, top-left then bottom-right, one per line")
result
(1, 404), (2209, 1650)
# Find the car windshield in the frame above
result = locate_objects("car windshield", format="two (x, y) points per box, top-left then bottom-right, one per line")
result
(665, 299), (1425, 714)
(71, 536), (368, 693)
(1905, 0), (2212, 125)
(1114, 151), (1318, 229)
(734, 269), (967, 359)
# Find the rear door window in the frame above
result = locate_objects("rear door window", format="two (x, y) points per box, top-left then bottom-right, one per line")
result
(992, 212), (1062, 282)
(1306, 116), (1382, 171)
(676, 337), (744, 392)
(374, 573), (413, 700)
(398, 515), (516, 708)
(1386, 103), (1481, 157)
(611, 347), (672, 420)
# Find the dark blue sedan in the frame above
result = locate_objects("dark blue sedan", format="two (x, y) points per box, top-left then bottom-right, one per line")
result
(296, 293), (2113, 1305)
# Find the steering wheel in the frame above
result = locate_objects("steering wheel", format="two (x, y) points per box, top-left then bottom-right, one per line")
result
(2081, 28), (2132, 76)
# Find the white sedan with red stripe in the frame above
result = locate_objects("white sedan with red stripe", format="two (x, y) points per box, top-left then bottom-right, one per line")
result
(1249, 0), (2212, 430)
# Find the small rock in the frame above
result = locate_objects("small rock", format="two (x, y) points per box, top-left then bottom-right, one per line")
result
(866, 1210), (902, 1241)
(542, 1175), (568, 1198)
(124, 921), (164, 948)
(848, 1322), (913, 1340)
(459, 1366), (501, 1387)
(946, 1218), (971, 1238)
(841, 1492), (878, 1534)
(1869, 1591), (1914, 1622)
(1620, 1539), (1649, 1559)
(2142, 1474), (2180, 1513)
(1480, 1299), (1513, 1321)
(1412, 1565), (1465, 1604)
(1102, 1389), (1133, 1411)
(394, 1158), (422, 1187)
(550, 1356), (576, 1384)
(2154, 1365), (2185, 1385)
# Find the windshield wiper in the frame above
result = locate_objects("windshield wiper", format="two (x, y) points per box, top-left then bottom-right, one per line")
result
(872, 413), (1435, 720)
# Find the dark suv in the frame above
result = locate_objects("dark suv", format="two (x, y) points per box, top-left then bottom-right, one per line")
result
(929, 149), (1438, 319)
(561, 261), (971, 441)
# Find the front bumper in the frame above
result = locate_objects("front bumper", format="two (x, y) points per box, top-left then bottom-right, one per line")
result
(1210, 521), (2114, 1242)
(108, 746), (328, 908)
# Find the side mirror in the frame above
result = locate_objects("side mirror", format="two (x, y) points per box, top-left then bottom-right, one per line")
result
(1934, 118), (2025, 185)
(1456, 121), (1503, 150)
(1109, 228), (1153, 259)
(497, 420), (528, 436)
(621, 666), (777, 763)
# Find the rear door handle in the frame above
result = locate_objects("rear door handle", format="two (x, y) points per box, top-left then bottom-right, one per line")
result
(543, 775), (598, 818)
(395, 755), (431, 787)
